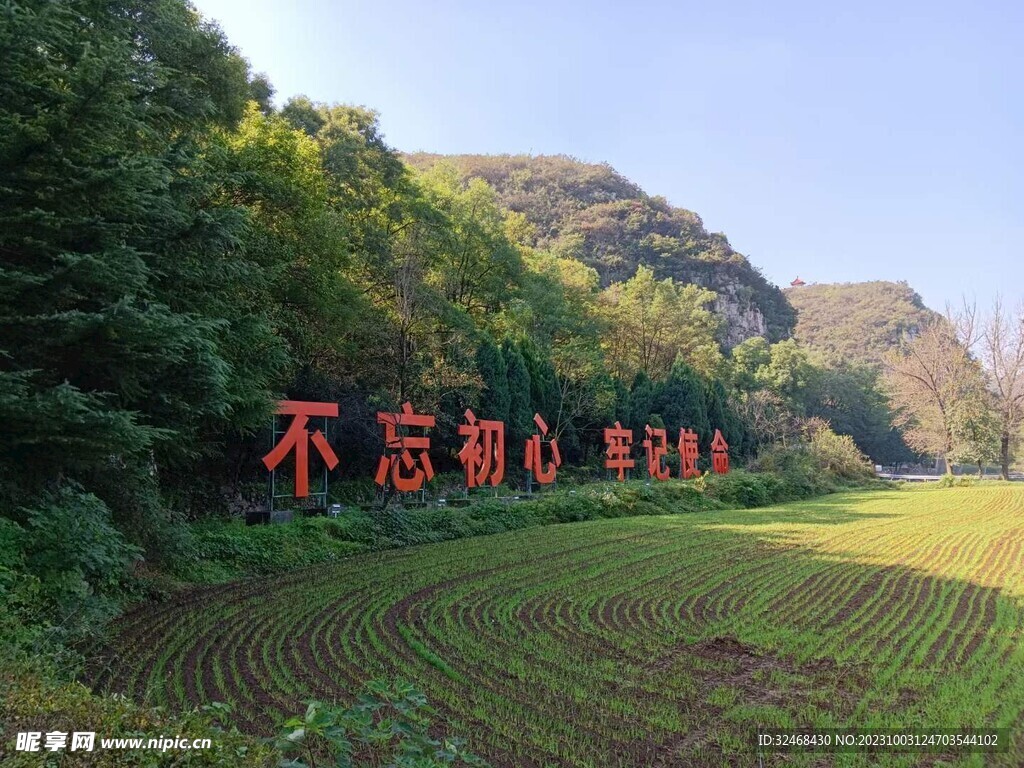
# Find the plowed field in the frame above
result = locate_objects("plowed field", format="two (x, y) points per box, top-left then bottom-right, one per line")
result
(97, 486), (1024, 767)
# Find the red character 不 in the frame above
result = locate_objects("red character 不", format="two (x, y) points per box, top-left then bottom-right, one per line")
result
(262, 401), (339, 498)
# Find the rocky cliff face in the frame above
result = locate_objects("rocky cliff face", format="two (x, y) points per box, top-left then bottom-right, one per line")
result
(710, 282), (769, 348)
(404, 153), (796, 347)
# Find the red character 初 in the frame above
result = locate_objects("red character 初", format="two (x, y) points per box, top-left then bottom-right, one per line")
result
(678, 427), (700, 479)
(643, 424), (670, 481)
(374, 402), (436, 492)
(458, 409), (505, 488)
(711, 429), (730, 474)
(524, 413), (561, 484)
(262, 401), (339, 498)
(603, 421), (634, 482)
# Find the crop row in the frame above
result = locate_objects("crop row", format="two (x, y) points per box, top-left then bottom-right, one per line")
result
(96, 487), (1024, 767)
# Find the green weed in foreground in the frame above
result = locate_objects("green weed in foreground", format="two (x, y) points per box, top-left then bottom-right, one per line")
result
(98, 486), (1024, 766)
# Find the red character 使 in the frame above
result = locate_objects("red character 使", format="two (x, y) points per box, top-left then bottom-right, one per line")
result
(524, 413), (561, 484)
(262, 401), (339, 498)
(374, 402), (436, 492)
(458, 409), (505, 488)
(643, 424), (670, 481)
(603, 421), (634, 482)
(678, 427), (700, 479)
(711, 429), (730, 475)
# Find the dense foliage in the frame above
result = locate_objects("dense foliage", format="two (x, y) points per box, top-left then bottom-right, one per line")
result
(404, 153), (797, 345)
(725, 337), (915, 466)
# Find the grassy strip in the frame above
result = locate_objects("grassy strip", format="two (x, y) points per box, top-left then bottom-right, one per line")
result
(169, 470), (880, 586)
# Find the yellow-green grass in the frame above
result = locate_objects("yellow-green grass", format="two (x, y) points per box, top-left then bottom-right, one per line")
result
(97, 486), (1024, 767)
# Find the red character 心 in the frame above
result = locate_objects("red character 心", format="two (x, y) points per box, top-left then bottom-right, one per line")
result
(525, 413), (561, 484)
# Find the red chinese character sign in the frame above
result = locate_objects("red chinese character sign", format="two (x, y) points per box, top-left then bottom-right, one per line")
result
(643, 425), (670, 481)
(458, 409), (505, 488)
(262, 401), (339, 498)
(711, 429), (730, 474)
(524, 413), (561, 484)
(603, 421), (634, 481)
(374, 402), (436, 492)
(678, 428), (700, 479)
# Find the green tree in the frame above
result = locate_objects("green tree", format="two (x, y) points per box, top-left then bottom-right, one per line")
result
(755, 340), (815, 407)
(0, 0), (270, 636)
(655, 362), (710, 444)
(416, 164), (524, 318)
(599, 266), (722, 381)
(729, 337), (771, 392)
(476, 336), (510, 422)
(504, 341), (534, 452)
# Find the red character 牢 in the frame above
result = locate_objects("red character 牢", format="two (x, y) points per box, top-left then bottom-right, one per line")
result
(262, 401), (339, 498)
(711, 429), (730, 474)
(374, 402), (436, 492)
(643, 424), (670, 481)
(603, 421), (634, 482)
(678, 427), (700, 479)
(458, 409), (505, 488)
(524, 413), (561, 484)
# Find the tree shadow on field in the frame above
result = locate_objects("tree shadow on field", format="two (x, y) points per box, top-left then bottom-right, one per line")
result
(700, 490), (906, 527)
(650, 496), (1024, 768)
(89, 488), (1024, 768)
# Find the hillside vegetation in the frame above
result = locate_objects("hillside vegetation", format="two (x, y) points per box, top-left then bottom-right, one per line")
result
(406, 153), (796, 346)
(786, 280), (939, 367)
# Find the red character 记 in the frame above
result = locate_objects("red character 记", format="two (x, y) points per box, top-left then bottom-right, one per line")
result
(524, 413), (561, 484)
(711, 429), (730, 474)
(603, 421), (634, 482)
(458, 409), (505, 488)
(374, 402), (436, 492)
(678, 427), (700, 479)
(643, 424), (670, 481)
(262, 401), (339, 498)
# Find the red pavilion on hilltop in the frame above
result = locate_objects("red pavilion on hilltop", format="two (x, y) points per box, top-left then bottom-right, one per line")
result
(790, 276), (806, 287)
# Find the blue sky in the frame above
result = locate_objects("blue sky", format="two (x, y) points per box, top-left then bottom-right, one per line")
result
(194, 0), (1022, 311)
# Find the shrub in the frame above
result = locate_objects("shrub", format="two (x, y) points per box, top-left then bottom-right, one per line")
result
(0, 663), (274, 767)
(0, 486), (140, 660)
(803, 421), (875, 482)
(274, 679), (486, 768)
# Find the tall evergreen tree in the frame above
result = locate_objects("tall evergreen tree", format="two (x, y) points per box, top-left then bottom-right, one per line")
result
(504, 341), (533, 450)
(0, 0), (273, 574)
(476, 336), (510, 422)
(655, 362), (711, 445)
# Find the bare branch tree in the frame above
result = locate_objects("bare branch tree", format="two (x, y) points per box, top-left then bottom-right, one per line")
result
(882, 311), (992, 474)
(980, 296), (1024, 479)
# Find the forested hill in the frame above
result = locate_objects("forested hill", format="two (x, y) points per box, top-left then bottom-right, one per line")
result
(404, 153), (796, 347)
(785, 280), (940, 367)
